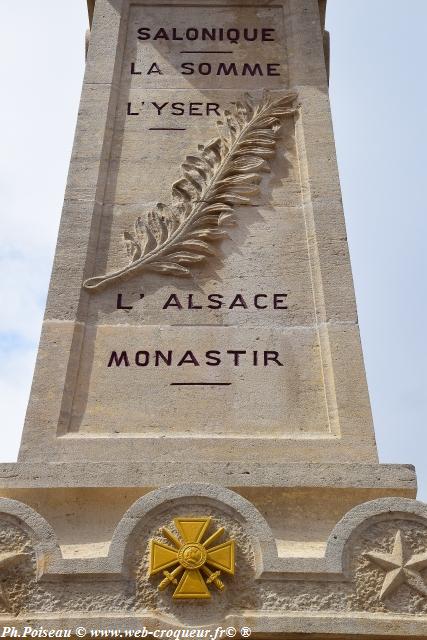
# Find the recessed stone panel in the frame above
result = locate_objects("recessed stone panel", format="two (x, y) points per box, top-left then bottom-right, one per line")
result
(18, 0), (376, 463)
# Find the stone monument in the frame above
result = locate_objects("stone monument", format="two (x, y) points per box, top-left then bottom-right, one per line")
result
(0, 0), (425, 636)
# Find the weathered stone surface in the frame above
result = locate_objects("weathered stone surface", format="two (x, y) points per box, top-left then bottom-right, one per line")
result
(0, 490), (426, 635)
(0, 522), (35, 616)
(18, 0), (377, 467)
(0, 462), (417, 490)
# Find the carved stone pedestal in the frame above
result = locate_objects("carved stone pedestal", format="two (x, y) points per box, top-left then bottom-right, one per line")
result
(0, 463), (426, 636)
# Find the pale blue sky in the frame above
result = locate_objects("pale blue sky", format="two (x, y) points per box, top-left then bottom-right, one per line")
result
(0, 1), (425, 497)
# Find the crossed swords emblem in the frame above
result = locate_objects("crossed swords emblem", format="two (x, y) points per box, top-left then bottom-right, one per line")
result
(148, 517), (235, 599)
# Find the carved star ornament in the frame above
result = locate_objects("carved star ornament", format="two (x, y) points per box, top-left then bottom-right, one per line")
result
(0, 551), (27, 611)
(148, 517), (235, 599)
(366, 529), (427, 600)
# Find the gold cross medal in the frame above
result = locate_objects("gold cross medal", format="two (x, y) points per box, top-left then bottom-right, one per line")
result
(148, 517), (235, 599)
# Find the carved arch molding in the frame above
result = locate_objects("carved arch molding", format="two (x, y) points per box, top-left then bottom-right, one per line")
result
(0, 489), (427, 621)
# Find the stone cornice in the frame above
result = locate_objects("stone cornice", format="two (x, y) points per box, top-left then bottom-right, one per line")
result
(0, 462), (416, 492)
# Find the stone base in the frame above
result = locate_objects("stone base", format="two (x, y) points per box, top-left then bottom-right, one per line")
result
(0, 463), (426, 637)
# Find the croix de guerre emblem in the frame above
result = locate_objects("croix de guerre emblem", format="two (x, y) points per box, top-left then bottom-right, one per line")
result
(148, 517), (235, 599)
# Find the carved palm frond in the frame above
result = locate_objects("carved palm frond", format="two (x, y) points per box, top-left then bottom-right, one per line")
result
(83, 91), (297, 290)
